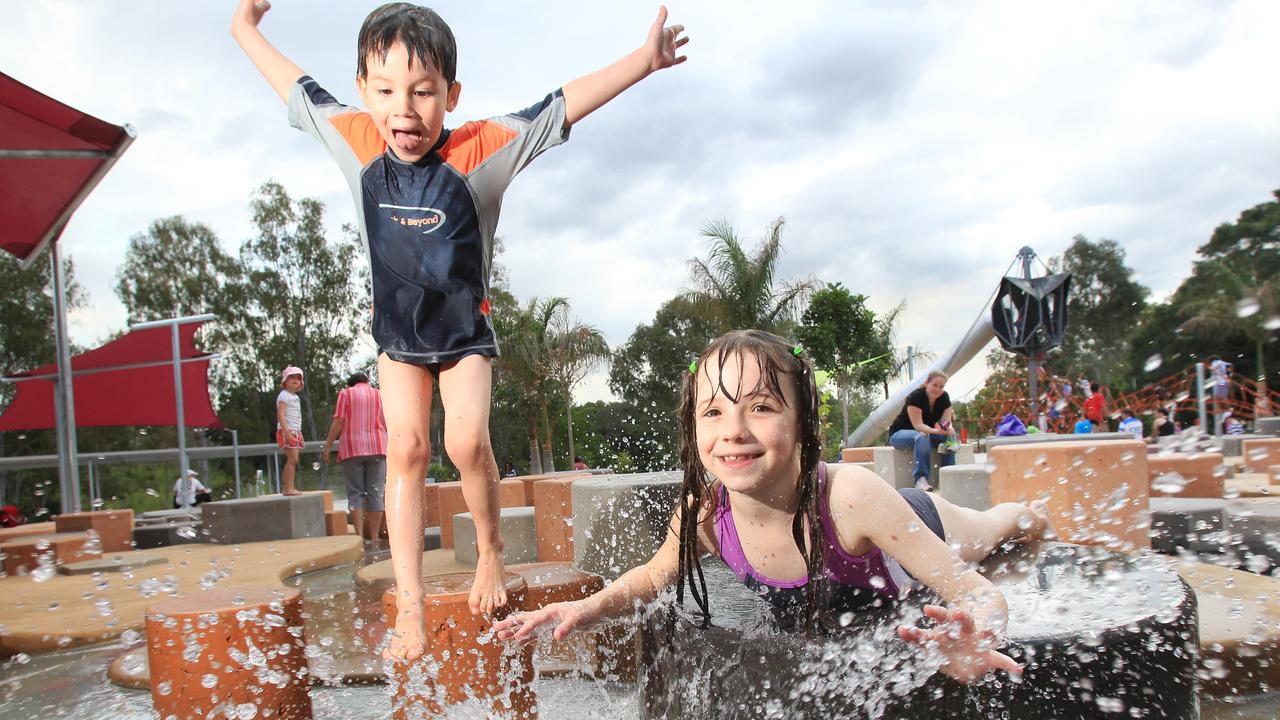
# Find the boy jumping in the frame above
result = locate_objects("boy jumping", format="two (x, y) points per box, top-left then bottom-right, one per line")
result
(231, 0), (687, 661)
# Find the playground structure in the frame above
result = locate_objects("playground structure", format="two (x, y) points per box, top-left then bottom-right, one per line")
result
(961, 360), (1280, 438)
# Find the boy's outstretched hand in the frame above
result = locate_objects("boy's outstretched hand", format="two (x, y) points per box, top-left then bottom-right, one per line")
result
(232, 0), (270, 32)
(897, 605), (1023, 684)
(644, 5), (689, 73)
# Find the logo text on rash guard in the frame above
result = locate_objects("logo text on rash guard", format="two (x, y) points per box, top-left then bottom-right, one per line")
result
(379, 204), (446, 234)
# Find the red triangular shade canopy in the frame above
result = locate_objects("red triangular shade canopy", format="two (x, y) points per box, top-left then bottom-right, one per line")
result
(0, 323), (222, 430)
(1, 71), (134, 266)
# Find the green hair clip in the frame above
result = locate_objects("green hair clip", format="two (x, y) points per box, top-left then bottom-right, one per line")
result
(689, 357), (699, 375)
(792, 345), (804, 356)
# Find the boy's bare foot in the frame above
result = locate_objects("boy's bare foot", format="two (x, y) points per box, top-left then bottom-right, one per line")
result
(383, 595), (426, 661)
(469, 548), (508, 615)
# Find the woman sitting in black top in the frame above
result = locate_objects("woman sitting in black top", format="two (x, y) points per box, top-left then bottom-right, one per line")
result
(888, 370), (958, 490)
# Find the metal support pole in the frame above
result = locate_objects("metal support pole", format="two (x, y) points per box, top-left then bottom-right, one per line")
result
(232, 429), (241, 498)
(87, 461), (96, 507)
(1196, 362), (1208, 436)
(272, 451), (281, 494)
(906, 346), (915, 382)
(171, 323), (191, 509)
(1028, 358), (1042, 431)
(51, 242), (82, 514)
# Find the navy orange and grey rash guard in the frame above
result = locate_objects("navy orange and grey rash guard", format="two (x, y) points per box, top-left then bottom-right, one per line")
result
(288, 76), (569, 365)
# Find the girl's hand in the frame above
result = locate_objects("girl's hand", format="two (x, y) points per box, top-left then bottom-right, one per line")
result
(643, 6), (688, 73)
(897, 605), (1022, 684)
(493, 601), (588, 643)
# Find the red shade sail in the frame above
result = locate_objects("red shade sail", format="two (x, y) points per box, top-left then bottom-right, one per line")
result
(0, 323), (222, 431)
(0, 71), (134, 267)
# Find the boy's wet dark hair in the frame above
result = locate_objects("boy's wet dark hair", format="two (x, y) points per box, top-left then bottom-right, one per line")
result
(674, 329), (826, 630)
(357, 3), (457, 85)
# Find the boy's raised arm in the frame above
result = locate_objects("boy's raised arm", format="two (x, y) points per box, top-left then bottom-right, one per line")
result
(561, 5), (688, 127)
(231, 0), (306, 104)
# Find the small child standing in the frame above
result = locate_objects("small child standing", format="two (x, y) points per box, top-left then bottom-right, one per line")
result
(276, 366), (306, 496)
(497, 330), (1053, 685)
(1082, 382), (1105, 433)
(232, 0), (688, 661)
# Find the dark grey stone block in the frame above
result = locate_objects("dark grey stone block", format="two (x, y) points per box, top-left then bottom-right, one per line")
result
(423, 526), (441, 551)
(453, 507), (536, 567)
(573, 472), (681, 580)
(133, 521), (203, 549)
(201, 494), (325, 544)
(1149, 497), (1226, 555)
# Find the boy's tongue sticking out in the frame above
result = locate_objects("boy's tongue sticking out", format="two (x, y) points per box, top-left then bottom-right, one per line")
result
(392, 128), (423, 153)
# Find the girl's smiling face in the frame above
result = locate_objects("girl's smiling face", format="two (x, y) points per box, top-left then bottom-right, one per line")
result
(694, 351), (802, 497)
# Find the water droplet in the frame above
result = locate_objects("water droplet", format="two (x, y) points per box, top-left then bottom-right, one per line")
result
(1143, 354), (1163, 372)
(311, 462), (321, 471)
(176, 526), (198, 540)
(1237, 297), (1260, 317)
(869, 575), (886, 590)
(201, 673), (218, 688)
(138, 428), (149, 436)
(145, 488), (160, 497)
(1266, 315), (1280, 331)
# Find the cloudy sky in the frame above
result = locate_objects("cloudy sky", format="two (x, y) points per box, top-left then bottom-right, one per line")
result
(3, 1), (1278, 405)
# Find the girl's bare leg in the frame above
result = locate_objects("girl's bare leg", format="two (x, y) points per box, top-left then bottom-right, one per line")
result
(437, 354), (507, 616)
(282, 447), (300, 495)
(930, 496), (1055, 566)
(378, 354), (434, 661)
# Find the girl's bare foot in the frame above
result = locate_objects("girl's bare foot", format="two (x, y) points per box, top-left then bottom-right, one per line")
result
(384, 595), (426, 661)
(469, 548), (508, 615)
(1029, 500), (1057, 541)
(282, 489), (302, 496)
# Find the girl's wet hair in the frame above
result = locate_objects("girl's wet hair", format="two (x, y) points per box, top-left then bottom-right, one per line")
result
(674, 329), (826, 631)
(357, 3), (457, 85)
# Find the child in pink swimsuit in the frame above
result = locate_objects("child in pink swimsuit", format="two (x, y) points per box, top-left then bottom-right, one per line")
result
(497, 330), (1054, 684)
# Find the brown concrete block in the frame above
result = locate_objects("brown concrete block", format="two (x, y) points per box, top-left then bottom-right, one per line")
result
(301, 489), (333, 513)
(421, 482), (441, 528)
(516, 471), (590, 506)
(0, 521), (56, 543)
(534, 478), (578, 562)
(383, 572), (535, 719)
(438, 479), (526, 549)
(509, 562), (607, 674)
(1243, 438), (1280, 472)
(1, 532), (102, 575)
(1147, 453), (1227, 498)
(1180, 560), (1280, 697)
(325, 510), (348, 536)
(988, 439), (1150, 550)
(145, 586), (311, 720)
(840, 447), (876, 463)
(55, 508), (135, 552)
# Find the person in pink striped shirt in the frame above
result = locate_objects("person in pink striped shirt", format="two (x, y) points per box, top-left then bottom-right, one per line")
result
(323, 372), (389, 540)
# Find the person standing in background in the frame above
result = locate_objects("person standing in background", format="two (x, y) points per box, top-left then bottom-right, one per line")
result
(323, 372), (389, 541)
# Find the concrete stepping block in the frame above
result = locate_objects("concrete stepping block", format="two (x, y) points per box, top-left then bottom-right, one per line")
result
(515, 471), (591, 507)
(873, 444), (976, 490)
(1257, 417), (1280, 436)
(108, 642), (389, 691)
(1226, 474), (1277, 498)
(840, 447), (876, 463)
(145, 586), (311, 720)
(987, 439), (1150, 550)
(201, 493), (325, 544)
(423, 526), (441, 551)
(644, 542), (1197, 719)
(382, 572), (535, 719)
(1, 532), (101, 575)
(325, 509), (348, 535)
(1147, 452), (1227, 498)
(938, 463), (993, 511)
(1149, 497), (1226, 555)
(1179, 559), (1280, 696)
(139, 508), (201, 521)
(1223, 501), (1280, 572)
(436, 479), (527, 549)
(353, 547), (470, 590)
(508, 562), (623, 677)
(300, 489), (333, 512)
(533, 476), (578, 562)
(572, 472), (681, 580)
(981, 431), (1137, 451)
(54, 509), (135, 553)
(420, 482), (441, 529)
(453, 507), (537, 567)
(0, 521), (56, 543)
(1243, 438), (1280, 472)
(59, 552), (168, 575)
(132, 521), (202, 549)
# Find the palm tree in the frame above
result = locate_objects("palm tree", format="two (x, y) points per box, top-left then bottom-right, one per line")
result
(859, 300), (938, 399)
(683, 216), (817, 334)
(500, 297), (608, 473)
(545, 319), (611, 467)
